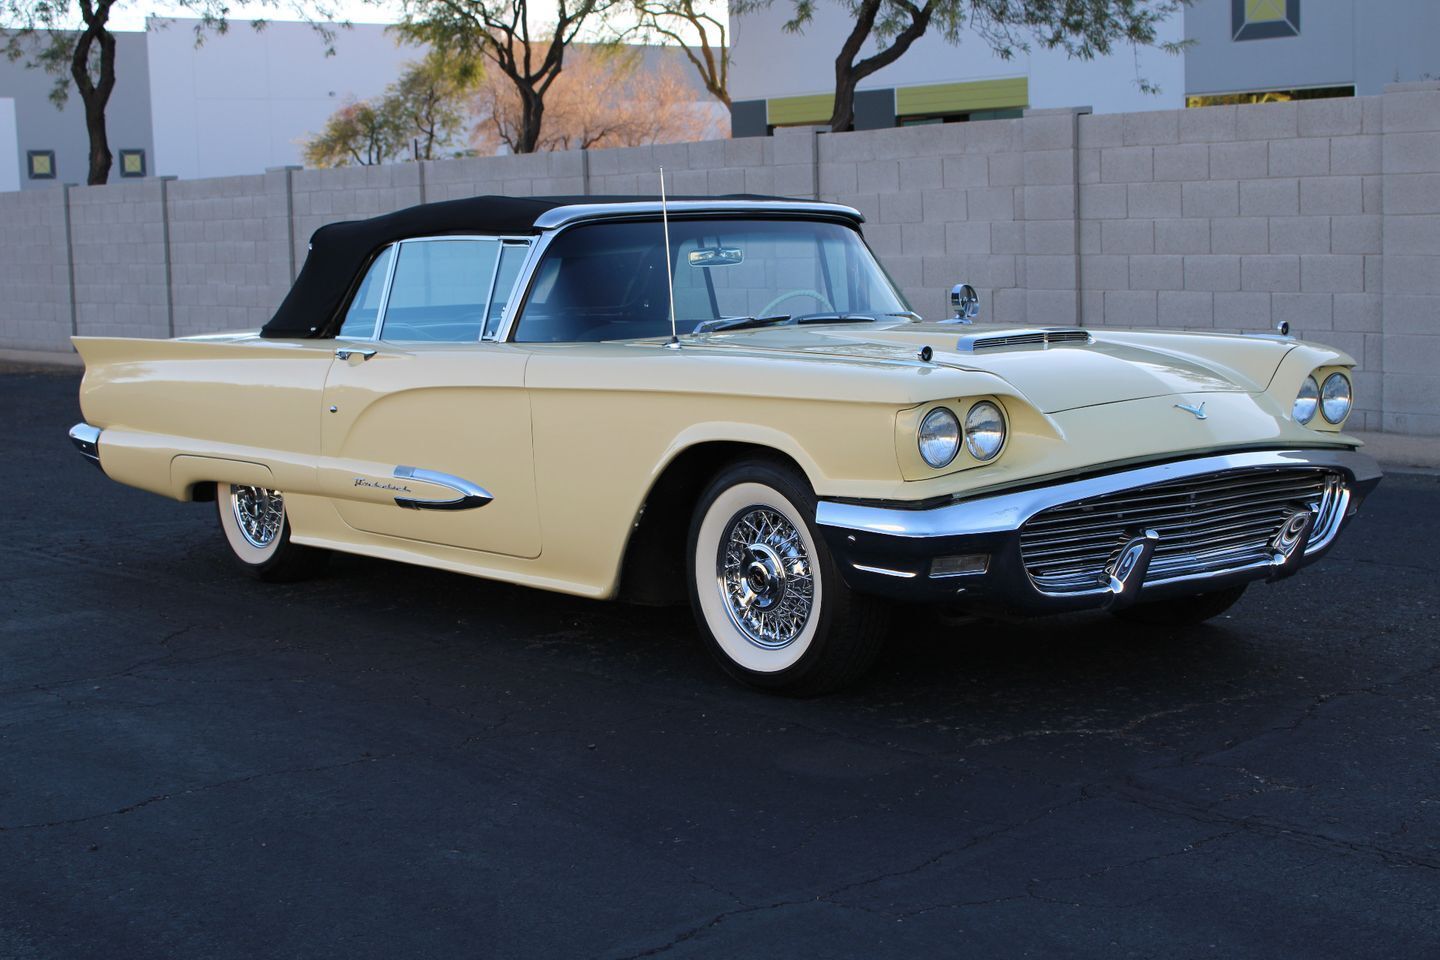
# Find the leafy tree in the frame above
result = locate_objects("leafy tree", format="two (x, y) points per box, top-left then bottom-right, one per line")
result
(395, 0), (624, 154)
(741, 0), (1186, 133)
(631, 0), (729, 111)
(2, 1), (344, 185)
(303, 99), (408, 167)
(471, 43), (711, 153)
(302, 49), (481, 166)
(388, 48), (483, 160)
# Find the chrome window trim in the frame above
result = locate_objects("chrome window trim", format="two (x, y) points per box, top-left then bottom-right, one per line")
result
(531, 200), (864, 230)
(365, 242), (400, 342)
(363, 234), (533, 344)
(335, 241), (399, 343)
(814, 449), (1382, 541)
(481, 239), (537, 342)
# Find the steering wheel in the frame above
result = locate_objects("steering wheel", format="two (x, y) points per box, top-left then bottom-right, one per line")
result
(758, 289), (835, 318)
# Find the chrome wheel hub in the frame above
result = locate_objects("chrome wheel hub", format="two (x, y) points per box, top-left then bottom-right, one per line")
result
(230, 485), (284, 549)
(718, 507), (814, 650)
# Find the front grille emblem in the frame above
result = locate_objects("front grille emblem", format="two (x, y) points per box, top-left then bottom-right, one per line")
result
(1174, 401), (1207, 420)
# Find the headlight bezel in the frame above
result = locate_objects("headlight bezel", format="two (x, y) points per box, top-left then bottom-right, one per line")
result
(899, 397), (1009, 479)
(917, 406), (961, 469)
(1320, 371), (1352, 424)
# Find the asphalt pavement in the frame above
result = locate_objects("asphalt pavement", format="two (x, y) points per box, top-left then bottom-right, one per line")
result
(3, 368), (1437, 959)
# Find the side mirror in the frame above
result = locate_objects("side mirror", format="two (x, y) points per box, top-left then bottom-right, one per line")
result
(949, 283), (979, 324)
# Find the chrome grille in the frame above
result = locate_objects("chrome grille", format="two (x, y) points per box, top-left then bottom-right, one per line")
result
(1019, 469), (1347, 594)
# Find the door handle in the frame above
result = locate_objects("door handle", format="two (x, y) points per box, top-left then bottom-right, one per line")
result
(335, 347), (376, 362)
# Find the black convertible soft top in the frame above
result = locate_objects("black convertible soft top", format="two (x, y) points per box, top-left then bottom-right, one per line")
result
(260, 194), (795, 339)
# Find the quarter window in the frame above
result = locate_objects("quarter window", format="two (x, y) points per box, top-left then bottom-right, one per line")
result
(382, 239), (501, 342)
(338, 244), (394, 339)
(484, 242), (531, 340)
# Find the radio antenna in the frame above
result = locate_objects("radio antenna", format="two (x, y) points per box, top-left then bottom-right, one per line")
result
(660, 167), (679, 349)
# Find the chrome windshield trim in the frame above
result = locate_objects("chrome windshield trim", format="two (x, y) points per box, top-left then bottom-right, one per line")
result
(532, 200), (864, 230)
(497, 209), (884, 344)
(815, 449), (1382, 540)
(392, 466), (493, 511)
(69, 422), (101, 467)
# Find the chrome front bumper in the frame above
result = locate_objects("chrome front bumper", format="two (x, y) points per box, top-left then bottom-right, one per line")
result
(815, 449), (1383, 614)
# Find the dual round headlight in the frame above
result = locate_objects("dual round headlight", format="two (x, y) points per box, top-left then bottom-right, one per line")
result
(1294, 372), (1352, 425)
(918, 401), (1006, 468)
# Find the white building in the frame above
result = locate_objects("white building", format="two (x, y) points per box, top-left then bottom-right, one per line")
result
(145, 18), (422, 182)
(728, 2), (1186, 136)
(1, 18), (721, 188)
(727, 0), (1440, 136)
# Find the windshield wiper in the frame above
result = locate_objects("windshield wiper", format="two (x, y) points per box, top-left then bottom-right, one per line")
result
(794, 313), (877, 325)
(692, 314), (791, 334)
(884, 310), (923, 321)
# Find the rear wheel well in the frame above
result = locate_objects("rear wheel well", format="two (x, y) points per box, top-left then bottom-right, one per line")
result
(617, 442), (809, 606)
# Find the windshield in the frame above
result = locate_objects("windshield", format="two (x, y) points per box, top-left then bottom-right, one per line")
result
(511, 218), (911, 343)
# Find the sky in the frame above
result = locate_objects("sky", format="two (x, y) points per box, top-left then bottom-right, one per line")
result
(112, 1), (405, 32)
(96, 0), (658, 38)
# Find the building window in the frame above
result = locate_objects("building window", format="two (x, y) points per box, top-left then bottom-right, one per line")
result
(27, 150), (56, 180)
(1232, 0), (1300, 41)
(119, 149), (146, 178)
(1187, 85), (1353, 108)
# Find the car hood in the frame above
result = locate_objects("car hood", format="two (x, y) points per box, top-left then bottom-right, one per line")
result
(688, 323), (1297, 413)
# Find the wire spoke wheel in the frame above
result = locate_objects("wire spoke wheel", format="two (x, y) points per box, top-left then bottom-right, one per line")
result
(689, 464), (889, 695)
(717, 505), (815, 650)
(229, 485), (285, 549)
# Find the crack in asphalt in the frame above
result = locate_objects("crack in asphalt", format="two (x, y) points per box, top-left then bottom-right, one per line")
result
(963, 694), (1265, 748)
(1108, 782), (1440, 872)
(893, 829), (1237, 919)
(0, 755), (390, 833)
(611, 793), (1095, 958)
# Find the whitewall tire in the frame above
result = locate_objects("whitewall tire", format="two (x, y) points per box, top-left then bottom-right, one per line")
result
(216, 484), (329, 582)
(687, 460), (889, 696)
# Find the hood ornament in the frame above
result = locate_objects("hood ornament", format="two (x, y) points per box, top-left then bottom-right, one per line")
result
(1174, 401), (1207, 420)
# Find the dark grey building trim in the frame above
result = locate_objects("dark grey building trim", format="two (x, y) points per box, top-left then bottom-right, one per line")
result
(853, 88), (897, 130)
(731, 99), (768, 138)
(1232, 0), (1300, 40)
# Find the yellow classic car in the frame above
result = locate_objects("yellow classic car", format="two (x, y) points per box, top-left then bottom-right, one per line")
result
(69, 195), (1381, 694)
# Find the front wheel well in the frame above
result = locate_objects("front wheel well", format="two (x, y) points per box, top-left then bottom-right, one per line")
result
(617, 442), (809, 606)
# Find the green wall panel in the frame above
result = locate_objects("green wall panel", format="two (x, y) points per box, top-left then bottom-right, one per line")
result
(895, 77), (1029, 117)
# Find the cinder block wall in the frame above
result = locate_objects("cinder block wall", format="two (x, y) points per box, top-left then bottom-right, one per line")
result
(168, 171), (294, 338)
(0, 188), (73, 352)
(4, 82), (1440, 433)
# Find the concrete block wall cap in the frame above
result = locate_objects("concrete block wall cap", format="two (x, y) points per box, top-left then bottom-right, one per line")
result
(1384, 81), (1440, 94)
(1024, 106), (1093, 116)
(265, 165), (303, 172)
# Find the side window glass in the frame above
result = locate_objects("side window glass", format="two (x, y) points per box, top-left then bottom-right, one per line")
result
(483, 242), (529, 340)
(338, 244), (394, 339)
(380, 239), (501, 342)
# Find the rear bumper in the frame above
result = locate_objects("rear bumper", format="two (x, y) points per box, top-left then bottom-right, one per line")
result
(815, 448), (1382, 614)
(69, 422), (102, 468)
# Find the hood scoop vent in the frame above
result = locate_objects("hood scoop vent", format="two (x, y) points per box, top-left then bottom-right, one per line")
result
(959, 328), (1093, 352)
